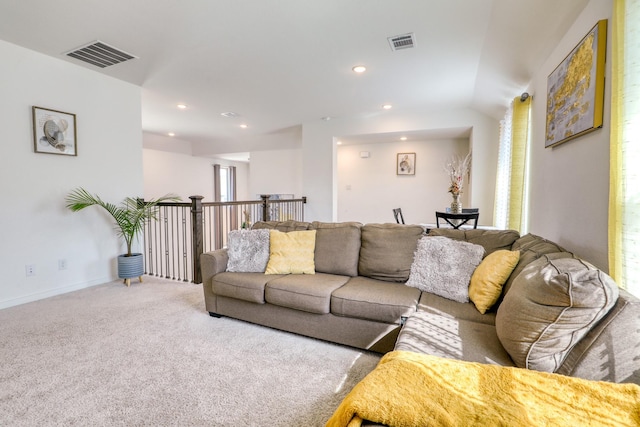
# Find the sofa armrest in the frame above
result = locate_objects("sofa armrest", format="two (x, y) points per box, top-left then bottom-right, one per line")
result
(201, 249), (229, 314)
(557, 288), (640, 384)
(201, 249), (229, 278)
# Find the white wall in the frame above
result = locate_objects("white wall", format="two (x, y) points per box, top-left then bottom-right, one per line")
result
(302, 108), (500, 223)
(337, 139), (471, 224)
(0, 40), (143, 308)
(248, 148), (303, 199)
(143, 148), (249, 202)
(527, 0), (612, 271)
(0, 0), (608, 310)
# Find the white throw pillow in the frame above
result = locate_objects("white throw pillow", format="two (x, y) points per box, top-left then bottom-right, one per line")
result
(226, 229), (271, 272)
(406, 236), (485, 303)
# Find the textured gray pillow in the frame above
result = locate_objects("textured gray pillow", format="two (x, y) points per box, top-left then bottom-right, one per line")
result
(406, 236), (485, 303)
(226, 229), (270, 272)
(495, 254), (619, 372)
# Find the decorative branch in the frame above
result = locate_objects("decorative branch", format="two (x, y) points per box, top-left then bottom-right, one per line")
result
(444, 152), (472, 195)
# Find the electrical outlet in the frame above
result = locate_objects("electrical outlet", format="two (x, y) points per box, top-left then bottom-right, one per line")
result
(25, 264), (36, 277)
(58, 259), (67, 270)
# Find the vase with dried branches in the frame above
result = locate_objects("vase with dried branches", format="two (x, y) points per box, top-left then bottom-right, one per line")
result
(444, 152), (471, 213)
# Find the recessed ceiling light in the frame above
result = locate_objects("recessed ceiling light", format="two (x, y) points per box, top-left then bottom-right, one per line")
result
(177, 104), (187, 109)
(337, 141), (342, 145)
(240, 124), (248, 129)
(168, 132), (175, 137)
(221, 112), (239, 118)
(382, 104), (393, 110)
(352, 65), (366, 73)
(400, 136), (407, 141)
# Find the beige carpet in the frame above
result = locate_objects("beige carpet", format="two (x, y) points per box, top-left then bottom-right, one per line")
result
(0, 277), (380, 426)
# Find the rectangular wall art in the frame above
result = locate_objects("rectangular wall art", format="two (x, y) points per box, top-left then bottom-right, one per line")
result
(545, 20), (607, 148)
(397, 153), (416, 175)
(32, 106), (77, 156)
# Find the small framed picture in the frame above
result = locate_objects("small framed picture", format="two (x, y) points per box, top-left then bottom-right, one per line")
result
(397, 153), (416, 175)
(32, 106), (77, 156)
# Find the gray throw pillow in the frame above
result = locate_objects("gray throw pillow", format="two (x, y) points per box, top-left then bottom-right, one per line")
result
(226, 229), (270, 272)
(406, 236), (485, 303)
(495, 254), (619, 373)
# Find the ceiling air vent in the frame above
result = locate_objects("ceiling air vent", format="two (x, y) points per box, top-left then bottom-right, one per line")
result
(388, 33), (416, 51)
(65, 40), (137, 68)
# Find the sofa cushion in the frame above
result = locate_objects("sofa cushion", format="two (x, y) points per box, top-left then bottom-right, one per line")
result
(226, 229), (270, 273)
(265, 273), (350, 314)
(310, 221), (362, 277)
(503, 233), (569, 297)
(417, 292), (496, 326)
(252, 220), (311, 232)
(427, 229), (520, 257)
(469, 250), (520, 314)
(212, 272), (284, 304)
(331, 276), (420, 324)
(496, 254), (619, 372)
(395, 310), (515, 366)
(265, 230), (316, 274)
(405, 236), (484, 303)
(358, 223), (424, 282)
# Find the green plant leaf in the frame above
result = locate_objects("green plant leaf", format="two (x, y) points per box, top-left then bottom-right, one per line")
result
(65, 188), (181, 256)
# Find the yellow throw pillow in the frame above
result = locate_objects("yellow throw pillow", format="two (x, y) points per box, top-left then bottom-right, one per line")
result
(265, 230), (316, 274)
(469, 250), (520, 314)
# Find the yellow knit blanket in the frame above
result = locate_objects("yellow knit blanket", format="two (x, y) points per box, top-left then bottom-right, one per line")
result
(326, 351), (640, 427)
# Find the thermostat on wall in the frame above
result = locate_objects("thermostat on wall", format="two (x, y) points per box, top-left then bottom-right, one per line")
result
(359, 151), (370, 158)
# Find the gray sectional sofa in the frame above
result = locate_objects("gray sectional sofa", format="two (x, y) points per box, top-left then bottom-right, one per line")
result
(200, 220), (640, 385)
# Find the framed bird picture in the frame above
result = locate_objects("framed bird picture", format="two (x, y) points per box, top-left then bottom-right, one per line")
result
(32, 106), (77, 156)
(397, 153), (416, 175)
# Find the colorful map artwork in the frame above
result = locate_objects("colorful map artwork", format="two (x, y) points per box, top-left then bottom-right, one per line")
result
(545, 23), (602, 148)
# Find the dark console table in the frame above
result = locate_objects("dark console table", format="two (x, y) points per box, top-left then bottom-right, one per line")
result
(435, 211), (479, 229)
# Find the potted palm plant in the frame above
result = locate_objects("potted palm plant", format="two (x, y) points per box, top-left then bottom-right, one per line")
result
(65, 188), (180, 286)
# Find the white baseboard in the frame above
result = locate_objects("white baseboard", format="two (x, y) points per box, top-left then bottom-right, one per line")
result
(0, 277), (115, 310)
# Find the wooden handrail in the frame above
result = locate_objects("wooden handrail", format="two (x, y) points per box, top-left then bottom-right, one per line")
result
(143, 195), (307, 283)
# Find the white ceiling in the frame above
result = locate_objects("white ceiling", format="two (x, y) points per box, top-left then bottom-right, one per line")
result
(0, 0), (589, 157)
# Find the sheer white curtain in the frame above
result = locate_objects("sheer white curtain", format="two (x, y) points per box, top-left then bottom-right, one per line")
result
(610, 0), (640, 295)
(494, 96), (531, 233)
(494, 101), (513, 230)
